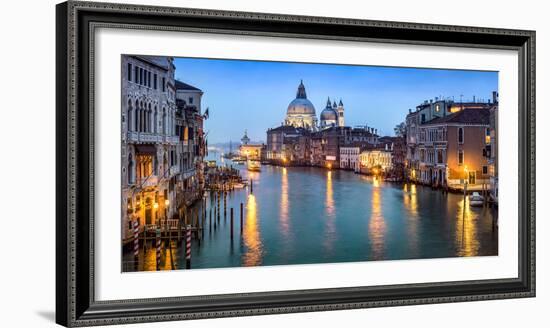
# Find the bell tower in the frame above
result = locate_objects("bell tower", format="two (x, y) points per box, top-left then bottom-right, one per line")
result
(337, 99), (345, 127)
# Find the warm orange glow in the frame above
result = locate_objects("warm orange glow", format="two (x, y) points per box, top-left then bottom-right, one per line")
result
(325, 171), (334, 216)
(369, 183), (385, 259)
(164, 199), (170, 206)
(327, 162), (332, 169)
(456, 197), (480, 257)
(243, 194), (263, 266)
(153, 202), (159, 209)
(280, 166), (289, 236)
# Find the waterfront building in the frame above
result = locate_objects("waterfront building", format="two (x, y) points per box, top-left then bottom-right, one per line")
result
(359, 148), (392, 174)
(378, 136), (406, 179)
(174, 80), (206, 215)
(266, 125), (309, 164)
(284, 80), (318, 130)
(339, 145), (362, 172)
(239, 130), (265, 160)
(416, 107), (492, 190)
(121, 56), (179, 241)
(488, 92), (499, 203)
(405, 95), (497, 184)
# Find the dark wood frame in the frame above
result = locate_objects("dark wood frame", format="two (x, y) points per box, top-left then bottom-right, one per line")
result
(56, 1), (536, 326)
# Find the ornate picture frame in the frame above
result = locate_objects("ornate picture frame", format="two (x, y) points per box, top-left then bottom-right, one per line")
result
(56, 1), (535, 326)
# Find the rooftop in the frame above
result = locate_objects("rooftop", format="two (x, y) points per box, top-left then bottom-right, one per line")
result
(423, 108), (491, 125)
(175, 80), (202, 91)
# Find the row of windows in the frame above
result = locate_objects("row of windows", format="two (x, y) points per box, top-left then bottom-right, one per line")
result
(127, 63), (166, 92)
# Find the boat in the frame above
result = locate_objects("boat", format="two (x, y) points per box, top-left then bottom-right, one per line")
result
(247, 159), (261, 172)
(233, 182), (246, 189)
(469, 192), (484, 207)
(207, 160), (217, 168)
(232, 156), (246, 164)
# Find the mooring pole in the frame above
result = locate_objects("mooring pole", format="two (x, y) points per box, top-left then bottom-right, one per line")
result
(133, 219), (139, 271)
(156, 228), (161, 271)
(240, 202), (244, 234)
(230, 207), (234, 240)
(185, 225), (191, 269)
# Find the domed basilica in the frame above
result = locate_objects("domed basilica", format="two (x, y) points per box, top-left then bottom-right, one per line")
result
(284, 80), (345, 131)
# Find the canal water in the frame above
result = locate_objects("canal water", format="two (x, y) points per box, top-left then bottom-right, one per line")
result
(123, 157), (498, 271)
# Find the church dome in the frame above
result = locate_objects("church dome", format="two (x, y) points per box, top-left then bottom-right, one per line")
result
(320, 107), (338, 121)
(286, 80), (316, 116)
(287, 98), (316, 115)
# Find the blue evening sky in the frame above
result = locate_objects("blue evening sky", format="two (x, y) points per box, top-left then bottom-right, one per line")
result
(173, 57), (498, 144)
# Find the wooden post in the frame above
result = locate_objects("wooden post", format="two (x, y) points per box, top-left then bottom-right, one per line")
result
(240, 202), (243, 235)
(250, 179), (253, 194)
(185, 226), (191, 269)
(156, 228), (161, 271)
(133, 220), (139, 271)
(230, 207), (234, 240)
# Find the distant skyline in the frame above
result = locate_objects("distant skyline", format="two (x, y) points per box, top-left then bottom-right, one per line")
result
(173, 57), (498, 144)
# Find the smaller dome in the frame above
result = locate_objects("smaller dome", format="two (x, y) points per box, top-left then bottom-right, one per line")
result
(320, 107), (338, 121)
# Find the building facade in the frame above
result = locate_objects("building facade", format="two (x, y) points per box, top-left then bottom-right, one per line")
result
(415, 108), (492, 190)
(121, 55), (206, 242)
(405, 95), (497, 188)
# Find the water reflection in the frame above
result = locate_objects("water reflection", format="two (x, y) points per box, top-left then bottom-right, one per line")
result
(123, 161), (498, 271)
(280, 167), (289, 236)
(402, 183), (419, 257)
(456, 196), (479, 257)
(242, 194), (263, 266)
(369, 177), (386, 259)
(324, 171), (336, 253)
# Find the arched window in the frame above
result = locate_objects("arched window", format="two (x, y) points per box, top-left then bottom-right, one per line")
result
(139, 101), (144, 132)
(154, 106), (158, 133)
(162, 107), (166, 134)
(128, 153), (135, 184)
(127, 99), (133, 131)
(148, 103), (152, 133)
(134, 100), (139, 131)
(163, 153), (168, 173)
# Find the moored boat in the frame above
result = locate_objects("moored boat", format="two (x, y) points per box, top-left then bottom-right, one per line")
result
(247, 159), (261, 172)
(469, 192), (484, 207)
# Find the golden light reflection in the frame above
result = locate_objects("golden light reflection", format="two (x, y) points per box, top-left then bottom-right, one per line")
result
(326, 171), (334, 215)
(242, 194), (263, 266)
(369, 184), (386, 260)
(141, 241), (176, 271)
(456, 197), (480, 256)
(280, 167), (289, 236)
(402, 183), (419, 256)
(324, 171), (336, 253)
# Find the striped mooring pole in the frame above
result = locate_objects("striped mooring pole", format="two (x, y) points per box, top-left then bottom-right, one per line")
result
(133, 220), (139, 271)
(185, 225), (191, 269)
(156, 228), (161, 271)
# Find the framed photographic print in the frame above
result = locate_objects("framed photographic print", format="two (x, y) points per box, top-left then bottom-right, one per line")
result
(56, 1), (535, 326)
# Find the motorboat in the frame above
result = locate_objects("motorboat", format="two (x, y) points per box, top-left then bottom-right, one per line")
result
(247, 159), (261, 172)
(469, 192), (484, 207)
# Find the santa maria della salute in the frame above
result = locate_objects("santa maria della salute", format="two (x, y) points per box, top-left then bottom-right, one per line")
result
(284, 80), (345, 131)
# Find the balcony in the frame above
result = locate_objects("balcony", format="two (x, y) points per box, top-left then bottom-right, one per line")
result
(127, 131), (162, 143)
(165, 135), (180, 145)
(136, 175), (159, 188)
